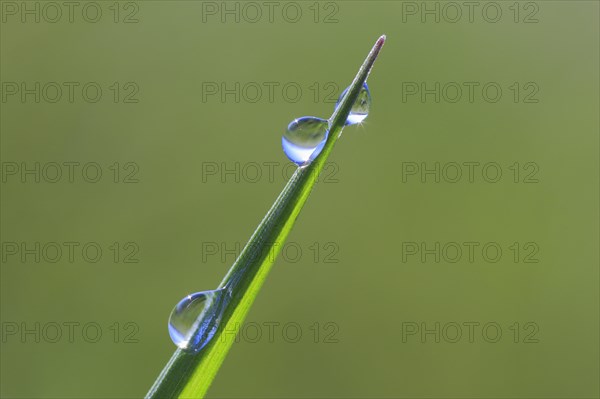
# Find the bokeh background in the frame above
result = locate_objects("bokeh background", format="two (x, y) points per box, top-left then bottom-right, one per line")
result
(1, 1), (598, 398)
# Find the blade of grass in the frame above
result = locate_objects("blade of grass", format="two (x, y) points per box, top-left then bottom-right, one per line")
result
(146, 35), (386, 399)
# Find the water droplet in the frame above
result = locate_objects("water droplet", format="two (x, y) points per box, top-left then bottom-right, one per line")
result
(168, 289), (227, 352)
(335, 83), (371, 125)
(282, 117), (329, 165)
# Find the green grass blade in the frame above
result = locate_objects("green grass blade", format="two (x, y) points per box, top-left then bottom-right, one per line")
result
(146, 35), (386, 399)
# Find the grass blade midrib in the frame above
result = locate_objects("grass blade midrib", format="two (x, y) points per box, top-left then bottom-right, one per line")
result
(146, 35), (386, 399)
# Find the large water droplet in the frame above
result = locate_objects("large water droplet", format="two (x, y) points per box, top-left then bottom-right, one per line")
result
(168, 289), (226, 352)
(335, 82), (371, 125)
(282, 117), (329, 165)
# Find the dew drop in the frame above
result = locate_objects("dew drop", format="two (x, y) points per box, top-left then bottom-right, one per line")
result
(335, 82), (371, 125)
(282, 116), (329, 165)
(168, 289), (226, 352)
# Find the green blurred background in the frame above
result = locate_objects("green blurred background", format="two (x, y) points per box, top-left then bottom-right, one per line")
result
(1, 1), (598, 398)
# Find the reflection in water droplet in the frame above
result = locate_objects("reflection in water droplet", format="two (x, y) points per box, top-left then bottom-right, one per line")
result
(282, 117), (329, 166)
(168, 289), (227, 352)
(335, 82), (371, 125)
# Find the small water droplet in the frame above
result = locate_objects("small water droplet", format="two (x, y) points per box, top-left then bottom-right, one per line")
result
(335, 83), (371, 125)
(168, 289), (226, 352)
(282, 117), (329, 165)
